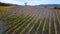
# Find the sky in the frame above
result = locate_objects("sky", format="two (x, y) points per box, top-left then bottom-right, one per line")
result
(0, 0), (60, 5)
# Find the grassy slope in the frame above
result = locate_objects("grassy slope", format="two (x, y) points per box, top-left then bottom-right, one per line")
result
(0, 6), (13, 19)
(0, 6), (13, 34)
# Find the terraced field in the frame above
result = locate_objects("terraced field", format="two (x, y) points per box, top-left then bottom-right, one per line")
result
(0, 6), (60, 34)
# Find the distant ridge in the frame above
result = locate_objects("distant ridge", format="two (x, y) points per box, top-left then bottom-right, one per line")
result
(0, 2), (19, 6)
(35, 4), (60, 8)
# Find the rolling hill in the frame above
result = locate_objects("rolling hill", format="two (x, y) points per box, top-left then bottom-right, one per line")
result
(0, 5), (60, 34)
(0, 2), (19, 6)
(35, 4), (60, 8)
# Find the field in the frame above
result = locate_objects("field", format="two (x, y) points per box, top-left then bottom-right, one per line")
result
(0, 6), (60, 34)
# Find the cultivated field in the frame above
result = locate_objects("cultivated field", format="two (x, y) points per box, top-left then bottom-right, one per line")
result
(0, 6), (60, 34)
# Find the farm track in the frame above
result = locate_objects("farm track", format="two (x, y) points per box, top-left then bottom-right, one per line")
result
(1, 6), (60, 34)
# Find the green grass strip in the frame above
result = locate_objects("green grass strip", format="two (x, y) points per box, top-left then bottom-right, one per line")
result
(6, 15), (31, 34)
(19, 15), (36, 34)
(53, 14), (58, 34)
(56, 11), (60, 25)
(28, 15), (40, 34)
(42, 13), (48, 34)
(35, 16), (43, 34)
(11, 15), (33, 34)
(49, 13), (51, 34)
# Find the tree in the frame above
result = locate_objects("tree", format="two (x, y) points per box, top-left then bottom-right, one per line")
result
(25, 2), (27, 6)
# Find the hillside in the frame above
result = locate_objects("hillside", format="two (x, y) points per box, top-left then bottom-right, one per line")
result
(0, 6), (60, 34)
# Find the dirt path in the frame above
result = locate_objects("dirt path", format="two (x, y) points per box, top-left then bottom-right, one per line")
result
(0, 20), (6, 34)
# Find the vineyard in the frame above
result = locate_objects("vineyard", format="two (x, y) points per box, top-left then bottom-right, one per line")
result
(0, 6), (60, 34)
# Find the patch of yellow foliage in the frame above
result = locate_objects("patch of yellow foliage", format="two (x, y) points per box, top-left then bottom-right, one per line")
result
(0, 6), (13, 19)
